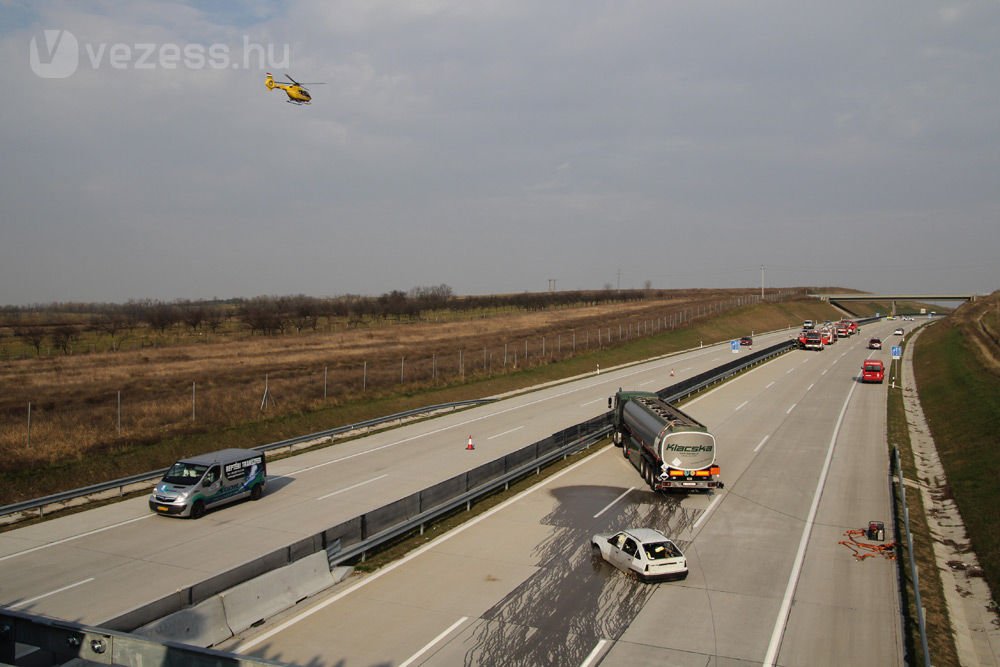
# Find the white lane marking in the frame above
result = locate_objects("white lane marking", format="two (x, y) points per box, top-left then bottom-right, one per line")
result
(734, 401), (749, 411)
(593, 487), (635, 519)
(785, 368), (795, 374)
(235, 446), (614, 653)
(821, 368), (828, 376)
(786, 404), (796, 414)
(765, 381), (775, 389)
(280, 357), (701, 478)
(680, 367), (692, 372)
(0, 515), (153, 563)
(807, 384), (814, 392)
(316, 475), (388, 501)
(581, 398), (605, 407)
(753, 435), (770, 453)
(693, 496), (721, 530)
(711, 357), (721, 362)
(488, 426), (524, 440)
(639, 379), (658, 386)
(399, 616), (468, 667)
(8, 577), (95, 609)
(580, 639), (609, 667)
(763, 374), (860, 666)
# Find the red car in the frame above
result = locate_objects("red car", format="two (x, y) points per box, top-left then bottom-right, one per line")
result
(861, 360), (885, 383)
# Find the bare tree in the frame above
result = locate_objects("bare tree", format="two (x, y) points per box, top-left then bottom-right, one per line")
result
(92, 311), (131, 351)
(51, 325), (80, 354)
(14, 326), (46, 356)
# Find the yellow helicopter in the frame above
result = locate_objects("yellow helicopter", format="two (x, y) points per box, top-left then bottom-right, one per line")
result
(265, 73), (325, 105)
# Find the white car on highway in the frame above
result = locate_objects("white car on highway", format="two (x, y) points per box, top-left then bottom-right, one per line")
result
(591, 528), (688, 581)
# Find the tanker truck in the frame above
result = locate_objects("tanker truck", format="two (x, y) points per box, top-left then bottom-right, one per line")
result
(609, 389), (723, 491)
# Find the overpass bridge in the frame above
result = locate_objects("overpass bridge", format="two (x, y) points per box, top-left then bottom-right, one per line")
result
(809, 292), (979, 316)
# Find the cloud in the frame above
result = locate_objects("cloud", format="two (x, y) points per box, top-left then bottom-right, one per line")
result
(0, 1), (998, 303)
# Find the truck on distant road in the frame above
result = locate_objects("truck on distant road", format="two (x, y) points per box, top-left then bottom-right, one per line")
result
(609, 390), (723, 491)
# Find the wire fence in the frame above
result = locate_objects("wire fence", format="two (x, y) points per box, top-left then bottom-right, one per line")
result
(2, 291), (803, 462)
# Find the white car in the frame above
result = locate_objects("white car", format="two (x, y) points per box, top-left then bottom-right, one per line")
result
(894, 328), (904, 336)
(591, 528), (688, 581)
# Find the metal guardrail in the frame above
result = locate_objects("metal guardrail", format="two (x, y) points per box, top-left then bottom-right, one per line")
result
(102, 345), (797, 634)
(893, 448), (931, 667)
(329, 422), (614, 567)
(0, 607), (285, 667)
(0, 398), (496, 521)
(661, 339), (796, 403)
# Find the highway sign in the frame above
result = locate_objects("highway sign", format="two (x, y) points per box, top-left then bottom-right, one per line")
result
(731, 340), (740, 353)
(891, 346), (902, 360)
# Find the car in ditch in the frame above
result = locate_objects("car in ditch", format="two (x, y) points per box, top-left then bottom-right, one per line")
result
(591, 528), (688, 581)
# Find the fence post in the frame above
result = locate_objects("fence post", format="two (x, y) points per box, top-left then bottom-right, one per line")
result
(117, 391), (121, 435)
(324, 366), (328, 400)
(363, 361), (367, 392)
(192, 381), (196, 421)
(26, 402), (31, 448)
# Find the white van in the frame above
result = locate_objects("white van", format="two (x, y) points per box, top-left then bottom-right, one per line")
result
(149, 448), (266, 519)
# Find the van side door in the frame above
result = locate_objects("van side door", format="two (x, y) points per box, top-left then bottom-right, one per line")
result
(201, 465), (223, 506)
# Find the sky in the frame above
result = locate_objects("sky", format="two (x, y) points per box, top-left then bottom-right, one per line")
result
(1, 1), (998, 304)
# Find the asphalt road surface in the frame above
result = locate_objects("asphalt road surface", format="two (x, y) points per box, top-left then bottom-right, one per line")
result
(229, 320), (906, 666)
(0, 320), (910, 666)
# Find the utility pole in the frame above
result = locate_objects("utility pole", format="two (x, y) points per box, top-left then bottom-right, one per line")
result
(548, 278), (557, 292)
(616, 269), (621, 292)
(760, 264), (765, 299)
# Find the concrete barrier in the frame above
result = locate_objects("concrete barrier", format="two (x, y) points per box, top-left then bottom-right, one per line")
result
(220, 551), (336, 636)
(134, 594), (233, 648)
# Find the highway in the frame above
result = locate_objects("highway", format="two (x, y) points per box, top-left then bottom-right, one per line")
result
(0, 319), (909, 665)
(228, 319), (906, 666)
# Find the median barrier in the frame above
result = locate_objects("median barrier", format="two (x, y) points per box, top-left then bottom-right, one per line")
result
(135, 594), (232, 648)
(92, 349), (794, 639)
(220, 551), (336, 636)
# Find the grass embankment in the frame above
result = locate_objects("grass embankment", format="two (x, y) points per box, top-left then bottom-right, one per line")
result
(912, 296), (1000, 605)
(0, 298), (847, 506)
(887, 341), (959, 666)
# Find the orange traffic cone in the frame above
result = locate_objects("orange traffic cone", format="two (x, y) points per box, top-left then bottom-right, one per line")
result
(466, 435), (475, 451)
(670, 368), (675, 377)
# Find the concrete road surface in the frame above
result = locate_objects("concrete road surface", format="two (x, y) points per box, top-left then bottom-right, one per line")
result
(231, 320), (905, 666)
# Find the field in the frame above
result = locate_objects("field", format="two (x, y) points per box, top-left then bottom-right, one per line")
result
(0, 289), (849, 504)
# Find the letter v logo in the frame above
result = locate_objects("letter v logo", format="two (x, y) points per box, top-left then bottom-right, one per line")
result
(30, 29), (79, 79)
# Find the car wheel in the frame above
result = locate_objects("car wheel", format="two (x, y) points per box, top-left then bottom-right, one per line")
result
(190, 500), (206, 520)
(250, 484), (263, 501)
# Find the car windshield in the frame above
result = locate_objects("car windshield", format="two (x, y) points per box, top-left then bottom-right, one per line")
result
(162, 462), (208, 486)
(643, 541), (681, 560)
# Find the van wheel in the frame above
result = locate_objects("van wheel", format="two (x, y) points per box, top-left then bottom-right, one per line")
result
(190, 500), (206, 520)
(250, 484), (263, 501)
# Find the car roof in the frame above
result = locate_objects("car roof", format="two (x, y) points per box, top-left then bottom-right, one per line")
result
(622, 528), (672, 543)
(178, 448), (261, 466)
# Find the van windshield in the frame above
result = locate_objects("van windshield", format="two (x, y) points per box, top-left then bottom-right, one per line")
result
(163, 462), (208, 486)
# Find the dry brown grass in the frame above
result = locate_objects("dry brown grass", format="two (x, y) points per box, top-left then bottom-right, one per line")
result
(0, 289), (840, 500)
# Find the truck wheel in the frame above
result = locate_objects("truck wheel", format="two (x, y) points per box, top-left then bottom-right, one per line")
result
(190, 500), (206, 520)
(250, 484), (263, 501)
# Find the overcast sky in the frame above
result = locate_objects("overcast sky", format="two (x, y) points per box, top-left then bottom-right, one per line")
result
(1, 1), (997, 304)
